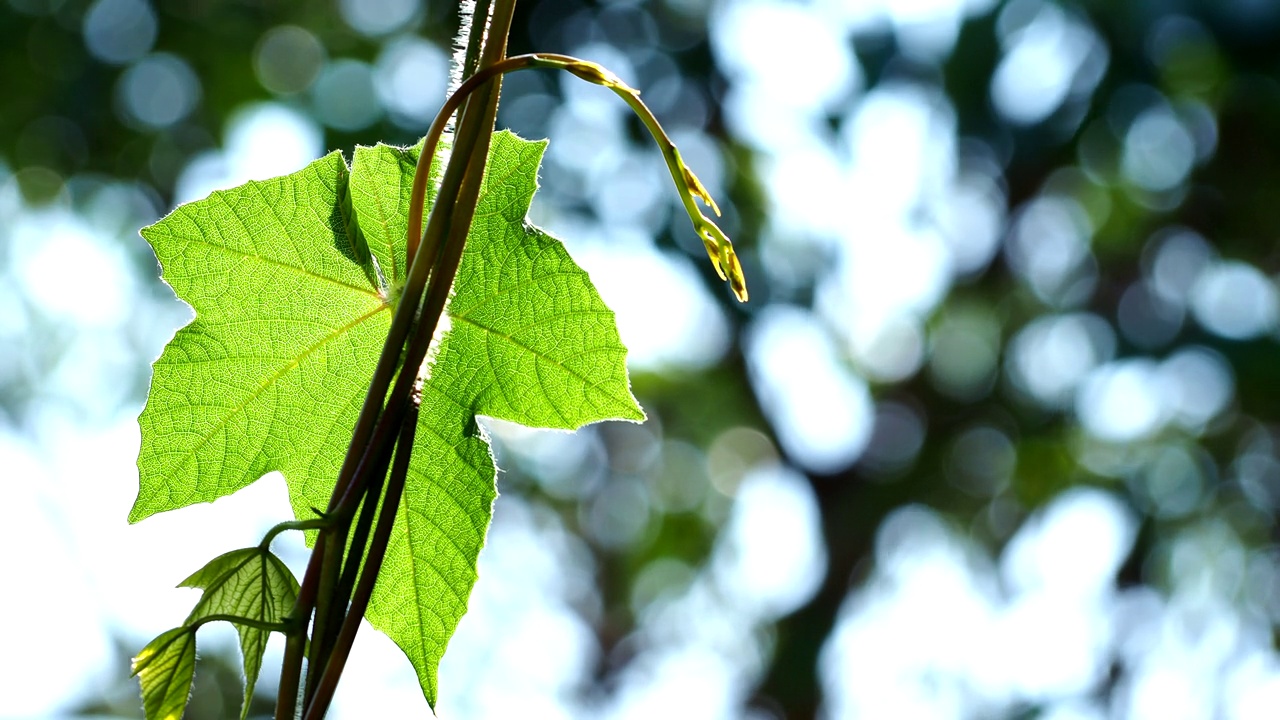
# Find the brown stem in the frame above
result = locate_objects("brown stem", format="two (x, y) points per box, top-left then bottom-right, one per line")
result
(302, 387), (421, 720)
(274, 532), (326, 720)
(303, 413), (399, 702)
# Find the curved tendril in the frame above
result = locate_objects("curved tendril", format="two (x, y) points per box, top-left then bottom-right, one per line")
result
(405, 52), (749, 303)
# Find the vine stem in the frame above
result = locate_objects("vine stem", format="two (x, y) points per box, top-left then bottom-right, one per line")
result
(275, 531), (324, 719)
(276, 382), (410, 719)
(276, 0), (515, 715)
(302, 381), (422, 720)
(259, 518), (329, 550)
(301, 409), (400, 702)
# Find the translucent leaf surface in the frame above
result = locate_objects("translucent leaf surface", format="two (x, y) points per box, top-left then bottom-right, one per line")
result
(179, 547), (299, 719)
(134, 131), (642, 706)
(132, 627), (197, 720)
(360, 132), (645, 705)
(132, 149), (384, 520)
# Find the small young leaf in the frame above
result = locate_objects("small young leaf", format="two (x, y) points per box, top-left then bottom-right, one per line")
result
(179, 547), (300, 720)
(132, 627), (197, 720)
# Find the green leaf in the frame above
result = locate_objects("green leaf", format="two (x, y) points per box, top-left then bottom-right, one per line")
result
(132, 149), (385, 520)
(361, 132), (645, 705)
(347, 140), (429, 293)
(134, 131), (642, 706)
(179, 547), (299, 719)
(132, 627), (197, 720)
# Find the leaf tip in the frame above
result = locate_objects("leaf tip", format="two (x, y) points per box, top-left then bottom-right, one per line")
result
(127, 498), (152, 525)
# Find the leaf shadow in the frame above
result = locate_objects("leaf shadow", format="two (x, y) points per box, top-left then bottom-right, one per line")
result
(330, 171), (383, 291)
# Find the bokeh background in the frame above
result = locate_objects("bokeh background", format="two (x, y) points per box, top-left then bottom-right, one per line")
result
(5, 0), (1280, 717)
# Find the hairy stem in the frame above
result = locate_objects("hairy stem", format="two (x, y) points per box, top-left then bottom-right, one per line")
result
(460, 0), (493, 89)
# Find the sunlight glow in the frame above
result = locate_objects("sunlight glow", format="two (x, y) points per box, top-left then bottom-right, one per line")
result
(822, 491), (1136, 717)
(567, 242), (731, 371)
(747, 307), (874, 473)
(990, 0), (1106, 125)
(1007, 313), (1115, 408)
(713, 466), (826, 618)
(175, 103), (323, 204)
(1190, 260), (1279, 340)
(10, 211), (135, 327)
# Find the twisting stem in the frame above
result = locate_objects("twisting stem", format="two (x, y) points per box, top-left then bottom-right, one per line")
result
(398, 0), (512, 403)
(302, 384), (422, 720)
(331, 445), (390, 615)
(279, 0), (516, 716)
(310, 0), (513, 698)
(279, 402), (402, 719)
(302, 409), (400, 703)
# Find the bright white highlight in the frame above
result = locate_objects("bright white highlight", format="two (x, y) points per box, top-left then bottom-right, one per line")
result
(990, 0), (1106, 125)
(1190, 260), (1279, 340)
(747, 307), (874, 473)
(713, 466), (826, 618)
(1073, 348), (1235, 442)
(10, 212), (135, 328)
(822, 490), (1135, 717)
(175, 103), (323, 204)
(1007, 313), (1115, 408)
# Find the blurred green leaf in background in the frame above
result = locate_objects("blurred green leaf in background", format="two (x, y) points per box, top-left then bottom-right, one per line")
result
(6, 0), (1280, 717)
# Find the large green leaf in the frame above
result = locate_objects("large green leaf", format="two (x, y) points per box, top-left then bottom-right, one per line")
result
(134, 131), (642, 706)
(179, 547), (299, 719)
(356, 132), (645, 705)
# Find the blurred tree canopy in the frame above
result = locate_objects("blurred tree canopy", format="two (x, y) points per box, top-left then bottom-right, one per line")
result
(8, 0), (1280, 717)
